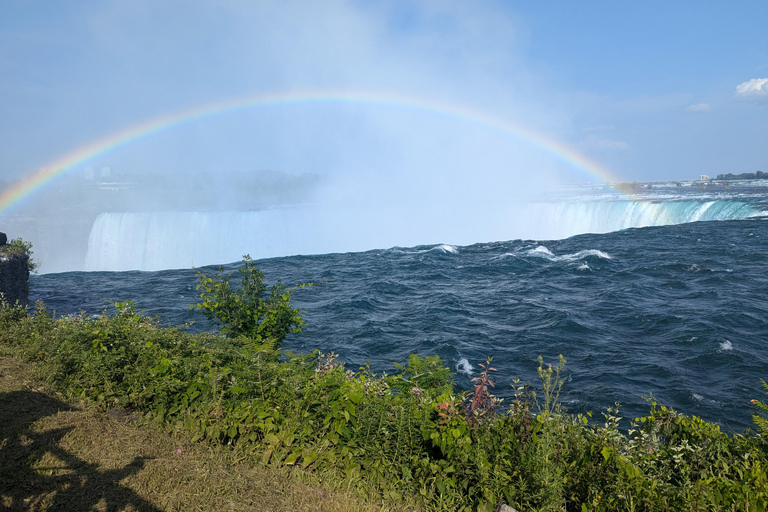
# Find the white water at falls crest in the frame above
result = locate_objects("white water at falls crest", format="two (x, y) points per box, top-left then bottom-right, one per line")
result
(84, 200), (762, 271)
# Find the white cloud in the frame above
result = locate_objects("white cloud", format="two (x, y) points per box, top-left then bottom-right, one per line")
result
(584, 134), (629, 150)
(686, 103), (711, 112)
(735, 78), (768, 99)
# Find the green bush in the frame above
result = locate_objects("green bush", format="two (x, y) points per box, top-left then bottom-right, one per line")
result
(0, 237), (37, 272)
(190, 254), (305, 351)
(754, 380), (768, 437)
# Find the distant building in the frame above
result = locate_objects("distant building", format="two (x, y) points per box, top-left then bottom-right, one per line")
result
(700, 174), (710, 181)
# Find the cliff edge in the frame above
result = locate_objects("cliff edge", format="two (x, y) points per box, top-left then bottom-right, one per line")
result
(0, 232), (31, 306)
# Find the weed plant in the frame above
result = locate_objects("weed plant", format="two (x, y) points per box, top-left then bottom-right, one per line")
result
(1, 261), (766, 511)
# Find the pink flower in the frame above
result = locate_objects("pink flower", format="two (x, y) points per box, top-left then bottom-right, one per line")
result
(176, 449), (182, 454)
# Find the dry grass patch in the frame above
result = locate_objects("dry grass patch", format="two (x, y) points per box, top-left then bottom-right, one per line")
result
(0, 355), (410, 512)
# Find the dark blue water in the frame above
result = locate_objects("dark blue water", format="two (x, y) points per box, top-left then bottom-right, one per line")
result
(30, 217), (768, 431)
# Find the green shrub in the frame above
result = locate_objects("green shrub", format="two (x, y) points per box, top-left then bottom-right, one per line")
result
(190, 255), (305, 351)
(0, 237), (37, 272)
(392, 353), (454, 398)
(753, 380), (768, 437)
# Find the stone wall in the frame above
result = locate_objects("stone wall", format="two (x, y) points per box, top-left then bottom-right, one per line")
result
(0, 233), (30, 306)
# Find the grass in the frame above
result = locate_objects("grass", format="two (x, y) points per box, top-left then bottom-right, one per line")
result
(0, 352), (410, 512)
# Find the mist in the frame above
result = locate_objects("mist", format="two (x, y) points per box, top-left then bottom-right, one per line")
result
(1, 1), (615, 272)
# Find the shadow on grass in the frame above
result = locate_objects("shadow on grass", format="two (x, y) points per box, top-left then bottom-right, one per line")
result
(0, 390), (161, 511)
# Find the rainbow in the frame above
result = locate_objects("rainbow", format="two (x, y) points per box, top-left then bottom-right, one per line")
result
(0, 89), (626, 216)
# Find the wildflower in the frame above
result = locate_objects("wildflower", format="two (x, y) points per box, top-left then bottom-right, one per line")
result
(176, 449), (182, 454)
(752, 399), (759, 403)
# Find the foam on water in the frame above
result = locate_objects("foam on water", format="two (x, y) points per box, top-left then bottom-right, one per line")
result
(388, 243), (458, 256)
(522, 246), (611, 262)
(527, 246), (555, 258)
(456, 357), (473, 376)
(692, 393), (721, 408)
(434, 244), (459, 254)
(719, 340), (733, 352)
(560, 249), (612, 261)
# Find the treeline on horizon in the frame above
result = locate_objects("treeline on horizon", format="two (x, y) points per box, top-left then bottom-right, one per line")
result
(716, 170), (766, 180)
(0, 169), (325, 215)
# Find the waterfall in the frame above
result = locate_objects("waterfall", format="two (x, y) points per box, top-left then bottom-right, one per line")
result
(84, 200), (762, 271)
(524, 200), (761, 240)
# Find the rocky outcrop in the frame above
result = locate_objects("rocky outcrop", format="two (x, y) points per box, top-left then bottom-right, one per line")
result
(0, 233), (30, 306)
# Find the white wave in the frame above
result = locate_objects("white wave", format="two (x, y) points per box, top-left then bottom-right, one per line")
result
(577, 263), (590, 271)
(389, 243), (458, 256)
(433, 244), (458, 254)
(719, 340), (733, 352)
(523, 246), (611, 262)
(559, 249), (612, 261)
(527, 245), (555, 257)
(456, 357), (473, 376)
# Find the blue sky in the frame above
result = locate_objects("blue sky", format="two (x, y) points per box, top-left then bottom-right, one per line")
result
(1, 0), (766, 187)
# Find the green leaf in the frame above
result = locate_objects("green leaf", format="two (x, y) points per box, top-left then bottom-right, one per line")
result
(261, 447), (273, 465)
(301, 451), (319, 468)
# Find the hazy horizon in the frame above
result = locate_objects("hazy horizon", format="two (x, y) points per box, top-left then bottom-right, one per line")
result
(1, 1), (767, 272)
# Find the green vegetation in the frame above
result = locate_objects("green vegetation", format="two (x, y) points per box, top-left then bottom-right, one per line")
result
(1, 259), (766, 511)
(716, 170), (767, 181)
(0, 355), (402, 512)
(0, 237), (37, 272)
(191, 255), (306, 350)
(754, 381), (768, 437)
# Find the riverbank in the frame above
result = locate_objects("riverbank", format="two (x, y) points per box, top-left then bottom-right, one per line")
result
(0, 353), (405, 512)
(1, 298), (766, 511)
